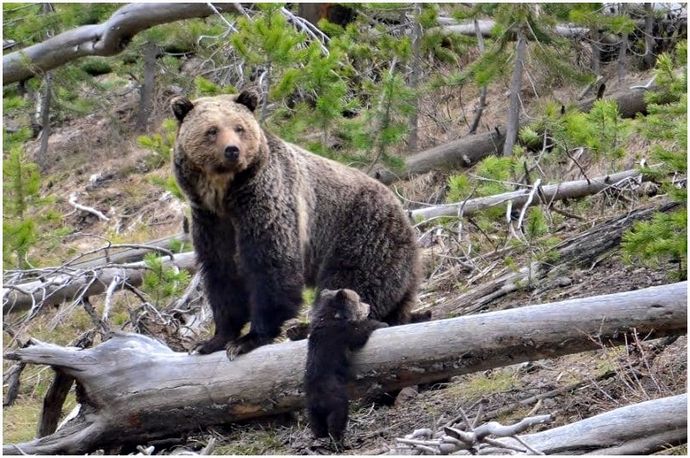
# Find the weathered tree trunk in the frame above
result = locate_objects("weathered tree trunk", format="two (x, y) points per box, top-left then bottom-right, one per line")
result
(2, 252), (197, 314)
(67, 231), (189, 270)
(136, 41), (159, 132)
(372, 84), (654, 185)
(410, 169), (644, 222)
(590, 28), (601, 76)
(617, 5), (628, 82)
(468, 19), (488, 135)
(3, 3), (242, 85)
(502, 27), (526, 156)
(3, 282), (686, 454)
(480, 394), (685, 455)
(406, 3), (422, 152)
(447, 394), (686, 455)
(35, 3), (55, 172)
(643, 3), (656, 70)
(36, 72), (52, 172)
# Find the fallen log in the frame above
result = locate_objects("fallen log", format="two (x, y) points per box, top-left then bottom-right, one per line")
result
(372, 85), (653, 185)
(395, 394), (686, 455)
(3, 282), (686, 454)
(410, 168), (643, 222)
(432, 201), (679, 317)
(2, 251), (197, 315)
(67, 231), (188, 270)
(471, 394), (687, 455)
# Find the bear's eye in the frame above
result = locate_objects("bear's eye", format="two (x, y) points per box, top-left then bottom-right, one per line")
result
(234, 125), (245, 134)
(206, 127), (218, 137)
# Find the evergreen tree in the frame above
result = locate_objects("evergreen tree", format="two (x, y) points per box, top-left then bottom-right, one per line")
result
(622, 42), (687, 279)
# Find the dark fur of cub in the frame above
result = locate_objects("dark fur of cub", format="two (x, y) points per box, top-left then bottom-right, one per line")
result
(304, 289), (386, 445)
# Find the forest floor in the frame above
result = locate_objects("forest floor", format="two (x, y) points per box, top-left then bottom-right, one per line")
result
(2, 60), (685, 455)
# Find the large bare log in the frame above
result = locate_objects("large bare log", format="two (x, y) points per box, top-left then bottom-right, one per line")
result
(3, 3), (242, 85)
(3, 282), (686, 454)
(397, 394), (686, 455)
(68, 231), (189, 270)
(2, 252), (197, 314)
(410, 169), (643, 222)
(372, 85), (652, 185)
(471, 394), (686, 455)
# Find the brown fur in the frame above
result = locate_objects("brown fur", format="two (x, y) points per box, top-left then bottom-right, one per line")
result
(171, 90), (420, 358)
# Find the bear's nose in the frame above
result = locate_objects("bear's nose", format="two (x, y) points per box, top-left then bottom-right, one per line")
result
(224, 145), (240, 161)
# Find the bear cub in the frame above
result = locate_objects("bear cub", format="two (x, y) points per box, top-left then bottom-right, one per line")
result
(305, 288), (387, 446)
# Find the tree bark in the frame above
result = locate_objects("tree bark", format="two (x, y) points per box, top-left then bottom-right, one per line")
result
(35, 3), (55, 172)
(410, 169), (644, 222)
(2, 252), (197, 314)
(36, 72), (52, 172)
(454, 394), (686, 455)
(643, 3), (656, 70)
(406, 3), (422, 152)
(3, 3), (242, 85)
(371, 83), (655, 185)
(136, 41), (159, 133)
(468, 19), (488, 135)
(3, 281), (686, 455)
(617, 5), (628, 82)
(67, 232), (189, 270)
(590, 28), (601, 75)
(502, 28), (526, 156)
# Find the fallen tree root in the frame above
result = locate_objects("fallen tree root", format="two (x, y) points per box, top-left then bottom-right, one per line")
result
(2, 282), (686, 454)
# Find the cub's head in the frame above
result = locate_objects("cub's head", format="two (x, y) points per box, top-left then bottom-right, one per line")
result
(170, 89), (263, 176)
(312, 289), (371, 323)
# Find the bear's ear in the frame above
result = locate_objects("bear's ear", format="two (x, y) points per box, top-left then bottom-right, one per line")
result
(171, 96), (194, 123)
(336, 289), (359, 302)
(235, 89), (259, 112)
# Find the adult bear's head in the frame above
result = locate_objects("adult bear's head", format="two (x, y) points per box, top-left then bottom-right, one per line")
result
(170, 89), (264, 176)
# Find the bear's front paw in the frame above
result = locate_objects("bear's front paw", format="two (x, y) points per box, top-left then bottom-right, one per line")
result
(190, 335), (228, 355)
(225, 333), (271, 360)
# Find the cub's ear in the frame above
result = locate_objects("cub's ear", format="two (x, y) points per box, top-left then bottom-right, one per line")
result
(336, 289), (359, 302)
(171, 97), (194, 122)
(235, 89), (259, 112)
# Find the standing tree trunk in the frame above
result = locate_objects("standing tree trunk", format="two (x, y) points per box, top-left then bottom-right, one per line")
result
(36, 3), (55, 172)
(502, 27), (526, 156)
(468, 18), (488, 135)
(591, 28), (601, 75)
(643, 3), (656, 69)
(407, 3), (422, 152)
(617, 5), (628, 82)
(36, 72), (52, 172)
(136, 41), (158, 132)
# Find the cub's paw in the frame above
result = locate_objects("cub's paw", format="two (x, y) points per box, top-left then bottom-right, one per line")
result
(225, 333), (270, 360)
(190, 335), (228, 355)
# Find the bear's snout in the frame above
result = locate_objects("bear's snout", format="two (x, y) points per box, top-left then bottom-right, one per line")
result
(224, 145), (240, 161)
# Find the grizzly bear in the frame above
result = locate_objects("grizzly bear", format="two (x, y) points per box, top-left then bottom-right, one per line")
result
(170, 89), (419, 359)
(305, 288), (386, 445)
